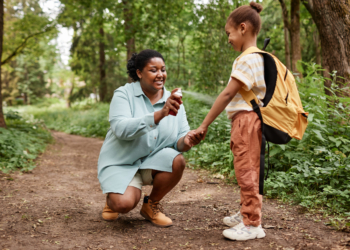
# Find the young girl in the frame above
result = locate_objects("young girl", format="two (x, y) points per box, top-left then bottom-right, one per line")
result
(195, 2), (266, 241)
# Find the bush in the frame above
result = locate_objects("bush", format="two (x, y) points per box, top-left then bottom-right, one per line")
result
(0, 111), (52, 173)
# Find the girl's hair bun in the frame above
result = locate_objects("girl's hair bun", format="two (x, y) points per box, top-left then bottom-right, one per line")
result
(250, 1), (263, 14)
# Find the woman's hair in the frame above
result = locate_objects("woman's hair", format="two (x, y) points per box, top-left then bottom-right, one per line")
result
(127, 49), (165, 81)
(227, 2), (263, 35)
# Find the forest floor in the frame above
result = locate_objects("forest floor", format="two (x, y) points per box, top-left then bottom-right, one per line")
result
(0, 132), (349, 250)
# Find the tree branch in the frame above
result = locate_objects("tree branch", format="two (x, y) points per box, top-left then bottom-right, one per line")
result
(301, 0), (315, 19)
(278, 0), (291, 31)
(1, 27), (53, 65)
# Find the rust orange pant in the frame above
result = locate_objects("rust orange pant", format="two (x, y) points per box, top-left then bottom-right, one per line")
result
(230, 111), (262, 227)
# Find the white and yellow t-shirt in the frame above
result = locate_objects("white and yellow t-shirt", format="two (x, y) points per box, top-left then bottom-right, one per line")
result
(225, 53), (266, 119)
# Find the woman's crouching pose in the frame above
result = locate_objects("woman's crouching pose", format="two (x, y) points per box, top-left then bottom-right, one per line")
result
(97, 49), (202, 227)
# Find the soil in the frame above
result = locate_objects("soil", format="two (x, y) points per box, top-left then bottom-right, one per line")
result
(0, 131), (349, 250)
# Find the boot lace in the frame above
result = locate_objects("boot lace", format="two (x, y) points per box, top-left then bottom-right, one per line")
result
(149, 201), (164, 215)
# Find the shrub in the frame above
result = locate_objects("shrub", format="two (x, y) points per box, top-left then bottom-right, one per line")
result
(0, 111), (52, 173)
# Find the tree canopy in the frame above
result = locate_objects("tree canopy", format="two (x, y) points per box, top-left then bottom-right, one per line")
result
(0, 0), (349, 127)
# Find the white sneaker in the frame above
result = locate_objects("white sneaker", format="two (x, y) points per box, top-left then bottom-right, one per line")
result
(223, 211), (243, 227)
(223, 222), (266, 241)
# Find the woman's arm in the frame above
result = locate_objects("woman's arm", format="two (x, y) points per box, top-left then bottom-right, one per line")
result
(195, 78), (244, 139)
(109, 89), (181, 141)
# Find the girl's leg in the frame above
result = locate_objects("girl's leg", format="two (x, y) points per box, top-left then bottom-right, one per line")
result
(231, 111), (262, 227)
(107, 186), (142, 213)
(149, 154), (186, 201)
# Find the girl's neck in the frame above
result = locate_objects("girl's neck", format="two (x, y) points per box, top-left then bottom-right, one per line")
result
(241, 38), (257, 52)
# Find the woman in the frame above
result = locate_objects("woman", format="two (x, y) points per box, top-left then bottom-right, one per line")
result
(97, 49), (201, 227)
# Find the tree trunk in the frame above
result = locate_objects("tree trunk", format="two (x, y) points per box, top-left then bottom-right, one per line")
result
(284, 27), (291, 69)
(303, 0), (350, 96)
(123, 0), (135, 83)
(0, 0), (6, 128)
(290, 0), (302, 76)
(67, 77), (75, 108)
(279, 0), (302, 77)
(98, 25), (107, 102)
(313, 28), (321, 65)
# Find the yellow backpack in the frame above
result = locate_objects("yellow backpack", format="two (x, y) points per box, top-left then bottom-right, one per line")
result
(236, 45), (308, 194)
(238, 46), (308, 144)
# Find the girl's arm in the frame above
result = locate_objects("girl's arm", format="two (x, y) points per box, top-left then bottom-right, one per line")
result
(196, 78), (244, 139)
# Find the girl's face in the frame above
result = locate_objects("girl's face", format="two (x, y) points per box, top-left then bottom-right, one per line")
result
(225, 21), (247, 52)
(137, 57), (167, 92)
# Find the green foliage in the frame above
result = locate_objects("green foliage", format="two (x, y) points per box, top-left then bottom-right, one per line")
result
(264, 63), (350, 215)
(1, 0), (58, 106)
(28, 102), (110, 138)
(0, 111), (52, 173)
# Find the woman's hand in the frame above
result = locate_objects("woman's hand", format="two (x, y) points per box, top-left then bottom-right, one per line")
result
(177, 130), (202, 152)
(184, 130), (202, 147)
(154, 88), (182, 124)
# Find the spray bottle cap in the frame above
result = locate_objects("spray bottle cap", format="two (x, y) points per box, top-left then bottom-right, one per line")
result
(175, 88), (182, 97)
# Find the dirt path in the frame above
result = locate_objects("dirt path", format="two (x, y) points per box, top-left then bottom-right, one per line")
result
(0, 132), (349, 250)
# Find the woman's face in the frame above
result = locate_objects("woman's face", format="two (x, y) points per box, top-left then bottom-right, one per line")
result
(137, 57), (167, 92)
(225, 21), (246, 52)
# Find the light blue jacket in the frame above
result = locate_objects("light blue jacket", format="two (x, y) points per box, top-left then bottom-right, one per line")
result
(97, 81), (190, 194)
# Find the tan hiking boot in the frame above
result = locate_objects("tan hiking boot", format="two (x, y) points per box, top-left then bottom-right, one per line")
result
(140, 196), (172, 227)
(102, 202), (119, 221)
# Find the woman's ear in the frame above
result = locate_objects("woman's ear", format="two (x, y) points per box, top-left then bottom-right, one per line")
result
(136, 69), (142, 80)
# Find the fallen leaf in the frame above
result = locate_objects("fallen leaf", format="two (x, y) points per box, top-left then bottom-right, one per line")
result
(212, 173), (224, 179)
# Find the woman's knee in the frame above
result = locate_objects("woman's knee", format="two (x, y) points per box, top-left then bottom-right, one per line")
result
(108, 192), (139, 213)
(173, 154), (186, 173)
(108, 197), (135, 213)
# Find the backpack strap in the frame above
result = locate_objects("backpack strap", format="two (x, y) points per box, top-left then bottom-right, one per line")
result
(236, 46), (266, 108)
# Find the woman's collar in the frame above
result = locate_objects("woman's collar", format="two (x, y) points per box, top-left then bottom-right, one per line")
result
(133, 81), (169, 103)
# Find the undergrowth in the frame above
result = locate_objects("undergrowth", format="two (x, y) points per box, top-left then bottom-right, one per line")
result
(26, 102), (110, 138)
(0, 111), (52, 173)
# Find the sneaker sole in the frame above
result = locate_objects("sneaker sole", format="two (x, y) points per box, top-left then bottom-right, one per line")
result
(140, 211), (173, 228)
(223, 231), (266, 241)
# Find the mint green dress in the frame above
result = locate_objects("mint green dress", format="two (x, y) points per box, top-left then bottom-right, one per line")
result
(97, 81), (190, 194)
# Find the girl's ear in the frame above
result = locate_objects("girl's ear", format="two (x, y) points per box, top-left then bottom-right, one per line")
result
(136, 69), (142, 80)
(240, 22), (247, 35)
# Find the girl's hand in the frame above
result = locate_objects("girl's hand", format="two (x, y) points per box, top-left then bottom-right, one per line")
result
(160, 88), (182, 117)
(184, 130), (202, 147)
(194, 125), (208, 140)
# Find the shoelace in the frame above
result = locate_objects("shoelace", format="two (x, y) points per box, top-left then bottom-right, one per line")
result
(149, 201), (164, 215)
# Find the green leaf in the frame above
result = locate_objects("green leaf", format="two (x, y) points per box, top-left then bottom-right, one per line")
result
(312, 130), (325, 141)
